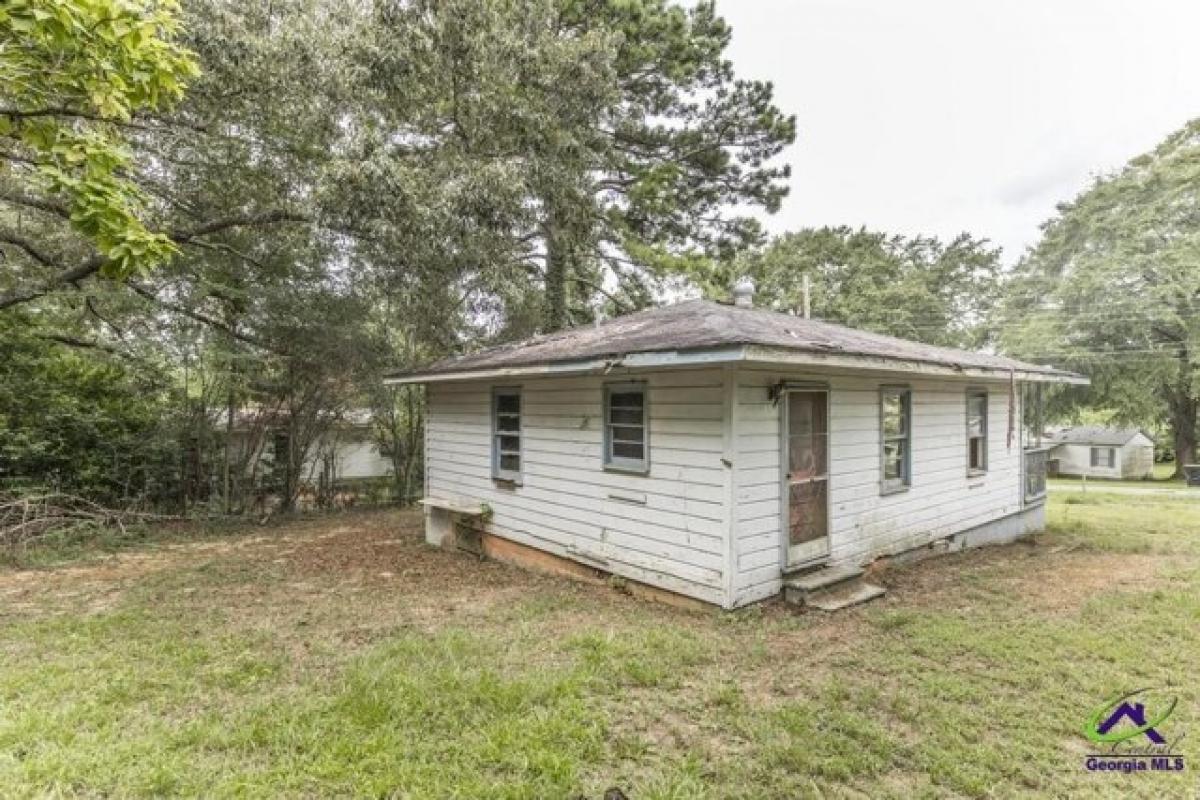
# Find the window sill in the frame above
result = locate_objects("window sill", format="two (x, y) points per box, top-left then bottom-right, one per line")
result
(880, 483), (909, 496)
(966, 469), (987, 478)
(492, 476), (522, 488)
(603, 463), (650, 477)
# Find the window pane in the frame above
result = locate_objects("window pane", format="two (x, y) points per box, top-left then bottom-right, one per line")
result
(969, 437), (984, 470)
(496, 393), (520, 413)
(609, 408), (643, 425)
(609, 391), (644, 409)
(499, 454), (520, 472)
(883, 440), (906, 481)
(883, 455), (903, 480)
(882, 392), (906, 436)
(612, 441), (644, 460)
(610, 425), (644, 443)
(498, 435), (520, 453)
(496, 414), (519, 432)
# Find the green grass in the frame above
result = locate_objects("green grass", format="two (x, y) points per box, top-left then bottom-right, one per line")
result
(2, 501), (1199, 798)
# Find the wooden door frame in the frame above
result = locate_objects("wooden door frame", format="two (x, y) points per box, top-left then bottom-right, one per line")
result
(779, 383), (833, 570)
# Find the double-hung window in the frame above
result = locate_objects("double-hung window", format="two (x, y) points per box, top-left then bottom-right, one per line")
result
(966, 389), (988, 474)
(604, 382), (648, 473)
(1090, 446), (1115, 468)
(880, 387), (911, 493)
(492, 388), (522, 481)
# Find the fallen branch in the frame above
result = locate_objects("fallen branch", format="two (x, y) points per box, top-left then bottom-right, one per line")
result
(0, 493), (181, 550)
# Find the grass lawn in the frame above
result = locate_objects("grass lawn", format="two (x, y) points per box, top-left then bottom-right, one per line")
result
(2, 496), (1199, 798)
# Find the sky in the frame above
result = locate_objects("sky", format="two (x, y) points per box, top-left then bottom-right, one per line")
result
(715, 0), (1200, 263)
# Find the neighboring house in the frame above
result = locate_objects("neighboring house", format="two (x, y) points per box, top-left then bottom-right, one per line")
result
(227, 408), (393, 486)
(387, 286), (1087, 609)
(1043, 426), (1155, 480)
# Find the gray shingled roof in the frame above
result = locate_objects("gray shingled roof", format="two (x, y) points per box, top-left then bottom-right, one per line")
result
(390, 299), (1083, 381)
(1044, 426), (1152, 446)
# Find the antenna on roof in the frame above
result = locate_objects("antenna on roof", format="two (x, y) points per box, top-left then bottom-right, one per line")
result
(732, 277), (755, 308)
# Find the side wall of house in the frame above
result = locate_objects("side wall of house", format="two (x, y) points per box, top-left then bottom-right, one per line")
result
(1120, 437), (1155, 479)
(424, 368), (734, 606)
(332, 439), (394, 479)
(1053, 444), (1122, 479)
(731, 367), (1024, 606)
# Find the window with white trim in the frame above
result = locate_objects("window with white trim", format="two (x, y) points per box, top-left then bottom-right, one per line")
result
(966, 389), (987, 474)
(881, 387), (911, 493)
(604, 383), (648, 473)
(1090, 446), (1115, 468)
(492, 388), (521, 481)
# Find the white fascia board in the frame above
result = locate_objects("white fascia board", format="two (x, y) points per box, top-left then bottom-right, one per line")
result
(384, 344), (1089, 386)
(741, 346), (1090, 385)
(382, 347), (745, 385)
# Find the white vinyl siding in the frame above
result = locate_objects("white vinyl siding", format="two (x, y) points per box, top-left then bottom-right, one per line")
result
(427, 365), (1032, 609)
(732, 368), (1023, 607)
(426, 369), (730, 605)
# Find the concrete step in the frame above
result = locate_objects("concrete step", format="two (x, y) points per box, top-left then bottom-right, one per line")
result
(782, 564), (863, 593)
(805, 581), (887, 611)
(782, 564), (885, 611)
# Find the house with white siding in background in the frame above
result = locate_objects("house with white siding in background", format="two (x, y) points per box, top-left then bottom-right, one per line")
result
(1043, 426), (1155, 480)
(387, 283), (1088, 610)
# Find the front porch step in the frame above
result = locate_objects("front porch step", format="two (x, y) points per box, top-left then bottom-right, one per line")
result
(804, 581), (887, 611)
(782, 565), (885, 611)
(783, 564), (863, 592)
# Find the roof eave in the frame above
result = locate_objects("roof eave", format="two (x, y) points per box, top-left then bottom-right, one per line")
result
(385, 344), (1090, 386)
(383, 346), (745, 384)
(741, 346), (1091, 385)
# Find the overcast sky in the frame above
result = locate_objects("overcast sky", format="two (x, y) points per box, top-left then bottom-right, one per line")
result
(716, 0), (1200, 263)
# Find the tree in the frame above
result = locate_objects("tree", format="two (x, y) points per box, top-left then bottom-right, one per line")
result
(0, 0), (198, 284)
(708, 227), (1003, 349)
(359, 0), (795, 333)
(1000, 119), (1200, 475)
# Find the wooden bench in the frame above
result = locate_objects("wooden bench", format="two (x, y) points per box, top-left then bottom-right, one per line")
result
(419, 497), (487, 553)
(419, 497), (486, 516)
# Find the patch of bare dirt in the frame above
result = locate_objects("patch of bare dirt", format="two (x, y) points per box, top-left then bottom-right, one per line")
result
(870, 538), (1167, 615)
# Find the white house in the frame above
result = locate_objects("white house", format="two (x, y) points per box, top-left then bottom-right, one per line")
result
(388, 288), (1086, 609)
(1043, 426), (1155, 480)
(227, 408), (393, 486)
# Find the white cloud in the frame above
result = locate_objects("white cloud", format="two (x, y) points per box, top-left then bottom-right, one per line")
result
(717, 0), (1200, 262)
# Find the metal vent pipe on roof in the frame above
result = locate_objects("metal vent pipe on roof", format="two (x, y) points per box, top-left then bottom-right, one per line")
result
(732, 277), (755, 308)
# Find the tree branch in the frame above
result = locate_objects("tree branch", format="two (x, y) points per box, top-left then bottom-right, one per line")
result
(0, 209), (311, 311)
(125, 281), (276, 352)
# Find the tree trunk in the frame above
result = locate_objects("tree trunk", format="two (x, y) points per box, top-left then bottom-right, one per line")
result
(1170, 401), (1197, 479)
(544, 223), (568, 332)
(223, 388), (235, 515)
(1167, 381), (1197, 479)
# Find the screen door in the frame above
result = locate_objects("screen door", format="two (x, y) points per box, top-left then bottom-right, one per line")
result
(784, 389), (830, 566)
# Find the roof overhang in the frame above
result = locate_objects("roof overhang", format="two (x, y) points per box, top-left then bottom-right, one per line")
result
(385, 345), (1089, 386)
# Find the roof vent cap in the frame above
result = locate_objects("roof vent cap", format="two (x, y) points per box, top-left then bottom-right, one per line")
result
(732, 277), (755, 308)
